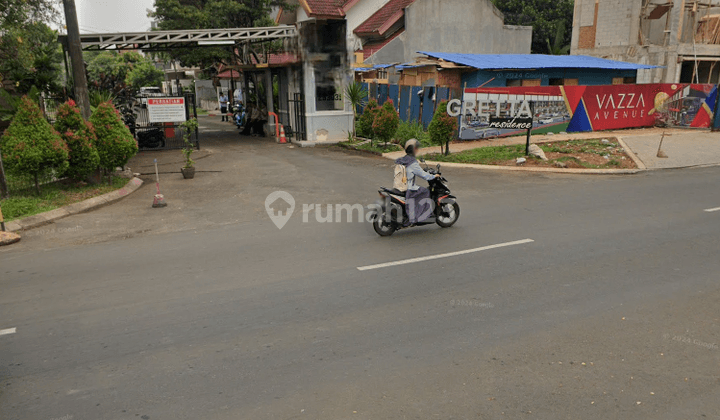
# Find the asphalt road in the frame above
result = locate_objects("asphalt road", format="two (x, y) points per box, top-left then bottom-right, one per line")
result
(2, 121), (720, 419)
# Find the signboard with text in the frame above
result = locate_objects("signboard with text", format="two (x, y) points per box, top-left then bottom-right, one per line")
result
(452, 83), (717, 139)
(147, 97), (186, 123)
(488, 116), (533, 130)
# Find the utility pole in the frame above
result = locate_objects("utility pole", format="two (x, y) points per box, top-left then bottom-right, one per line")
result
(62, 0), (91, 119)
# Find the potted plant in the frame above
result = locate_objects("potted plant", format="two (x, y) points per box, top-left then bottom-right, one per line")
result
(180, 118), (198, 179)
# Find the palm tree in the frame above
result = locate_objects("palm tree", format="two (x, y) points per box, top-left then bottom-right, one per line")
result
(547, 22), (571, 55)
(345, 82), (368, 139)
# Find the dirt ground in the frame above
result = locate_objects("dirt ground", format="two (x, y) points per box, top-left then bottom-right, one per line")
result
(511, 138), (638, 169)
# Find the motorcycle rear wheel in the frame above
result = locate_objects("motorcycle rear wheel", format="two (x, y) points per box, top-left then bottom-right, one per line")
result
(373, 215), (396, 237)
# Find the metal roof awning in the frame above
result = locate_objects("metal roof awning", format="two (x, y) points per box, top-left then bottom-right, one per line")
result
(417, 52), (659, 71)
(59, 26), (298, 52)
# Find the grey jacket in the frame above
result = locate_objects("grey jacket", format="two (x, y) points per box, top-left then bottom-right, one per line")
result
(395, 155), (435, 191)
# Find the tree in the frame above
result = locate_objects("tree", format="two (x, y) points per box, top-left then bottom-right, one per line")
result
(150, 0), (293, 69)
(356, 99), (379, 139)
(547, 21), (571, 55)
(428, 101), (458, 156)
(0, 22), (64, 96)
(491, 0), (574, 55)
(0, 96), (69, 194)
(55, 100), (101, 180)
(125, 61), (164, 92)
(0, 0), (58, 29)
(345, 82), (368, 138)
(90, 102), (138, 180)
(372, 100), (399, 147)
(86, 51), (147, 95)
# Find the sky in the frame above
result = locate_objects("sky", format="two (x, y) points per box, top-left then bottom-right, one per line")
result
(74, 0), (156, 33)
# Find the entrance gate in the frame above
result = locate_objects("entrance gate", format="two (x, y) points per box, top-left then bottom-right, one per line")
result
(288, 92), (306, 141)
(133, 92), (198, 151)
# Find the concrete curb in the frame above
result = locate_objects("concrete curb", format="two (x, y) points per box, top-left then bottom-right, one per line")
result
(6, 177), (144, 232)
(616, 136), (647, 170)
(416, 160), (643, 175)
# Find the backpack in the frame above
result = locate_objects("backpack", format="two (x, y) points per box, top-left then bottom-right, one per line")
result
(393, 164), (408, 192)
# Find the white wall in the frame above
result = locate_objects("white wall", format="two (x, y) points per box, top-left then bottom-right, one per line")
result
(345, 0), (392, 50)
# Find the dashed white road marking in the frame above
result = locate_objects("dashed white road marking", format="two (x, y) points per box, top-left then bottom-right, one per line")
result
(704, 207), (720, 213)
(0, 327), (17, 336)
(357, 239), (535, 271)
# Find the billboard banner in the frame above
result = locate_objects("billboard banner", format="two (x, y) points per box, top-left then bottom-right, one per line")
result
(456, 84), (717, 139)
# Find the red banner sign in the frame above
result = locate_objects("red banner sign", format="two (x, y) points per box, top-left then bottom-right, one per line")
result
(460, 83), (717, 137)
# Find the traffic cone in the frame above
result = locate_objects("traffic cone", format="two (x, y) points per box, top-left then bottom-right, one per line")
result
(279, 125), (287, 144)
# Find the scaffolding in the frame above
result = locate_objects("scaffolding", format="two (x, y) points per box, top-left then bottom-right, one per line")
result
(58, 26), (298, 52)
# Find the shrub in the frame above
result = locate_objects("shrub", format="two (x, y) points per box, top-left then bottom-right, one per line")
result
(0, 96), (68, 194)
(181, 118), (198, 168)
(428, 100), (458, 155)
(90, 101), (138, 179)
(55, 100), (101, 180)
(394, 120), (431, 146)
(356, 99), (379, 139)
(372, 100), (400, 146)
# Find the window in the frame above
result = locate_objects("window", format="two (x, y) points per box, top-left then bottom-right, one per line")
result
(506, 79), (522, 87)
(564, 78), (579, 86)
(549, 78), (564, 86)
(521, 79), (542, 87)
(377, 68), (388, 80)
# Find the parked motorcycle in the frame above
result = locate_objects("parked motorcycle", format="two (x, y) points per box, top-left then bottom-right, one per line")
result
(370, 160), (460, 237)
(136, 126), (166, 149)
(121, 106), (136, 136)
(232, 103), (246, 129)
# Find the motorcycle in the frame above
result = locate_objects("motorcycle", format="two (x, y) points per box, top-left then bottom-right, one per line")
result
(121, 106), (136, 136)
(136, 125), (166, 149)
(232, 103), (246, 129)
(370, 160), (460, 237)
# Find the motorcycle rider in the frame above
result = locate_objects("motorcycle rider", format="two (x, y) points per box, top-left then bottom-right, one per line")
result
(394, 139), (440, 225)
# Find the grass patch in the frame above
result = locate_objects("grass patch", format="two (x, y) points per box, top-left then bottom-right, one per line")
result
(426, 144), (527, 165)
(355, 142), (403, 154)
(195, 108), (209, 115)
(423, 138), (633, 170)
(0, 176), (127, 222)
(539, 139), (620, 156)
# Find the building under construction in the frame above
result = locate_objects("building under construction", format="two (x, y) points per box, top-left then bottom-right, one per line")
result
(571, 0), (720, 84)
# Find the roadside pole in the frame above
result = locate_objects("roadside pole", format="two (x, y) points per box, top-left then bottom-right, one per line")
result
(713, 85), (720, 132)
(525, 102), (535, 156)
(62, 0), (92, 120)
(0, 152), (8, 199)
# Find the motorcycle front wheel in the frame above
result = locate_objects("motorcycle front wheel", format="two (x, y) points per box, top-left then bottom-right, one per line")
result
(436, 202), (460, 228)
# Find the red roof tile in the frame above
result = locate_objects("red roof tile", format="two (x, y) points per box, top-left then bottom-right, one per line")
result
(354, 0), (415, 36)
(217, 69), (241, 79)
(301, 0), (351, 18)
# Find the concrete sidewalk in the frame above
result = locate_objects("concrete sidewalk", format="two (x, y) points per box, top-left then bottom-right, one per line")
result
(621, 131), (720, 169)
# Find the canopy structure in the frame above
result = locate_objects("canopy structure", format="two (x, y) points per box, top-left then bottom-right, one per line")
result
(418, 52), (659, 71)
(59, 26), (298, 52)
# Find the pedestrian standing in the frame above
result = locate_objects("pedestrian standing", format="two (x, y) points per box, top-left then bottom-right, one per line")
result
(234, 86), (243, 105)
(219, 91), (229, 122)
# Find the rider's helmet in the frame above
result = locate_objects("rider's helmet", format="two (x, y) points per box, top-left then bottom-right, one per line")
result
(405, 138), (420, 155)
